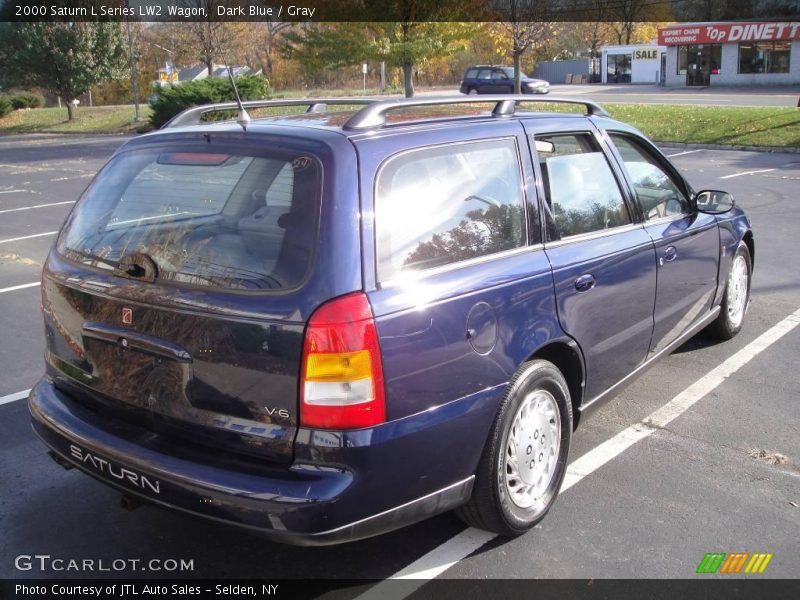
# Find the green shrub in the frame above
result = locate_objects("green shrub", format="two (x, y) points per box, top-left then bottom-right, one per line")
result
(0, 96), (11, 118)
(9, 91), (45, 109)
(148, 75), (271, 128)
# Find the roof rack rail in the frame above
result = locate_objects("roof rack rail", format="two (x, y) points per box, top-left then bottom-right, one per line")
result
(162, 98), (380, 129)
(342, 95), (610, 130)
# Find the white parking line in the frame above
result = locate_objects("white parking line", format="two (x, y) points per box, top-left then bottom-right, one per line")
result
(0, 231), (58, 244)
(0, 389), (31, 406)
(0, 282), (40, 294)
(666, 150), (704, 158)
(720, 168), (776, 179)
(0, 201), (74, 215)
(357, 306), (800, 593)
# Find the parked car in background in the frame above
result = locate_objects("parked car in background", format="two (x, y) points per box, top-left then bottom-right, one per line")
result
(460, 65), (550, 94)
(30, 95), (752, 545)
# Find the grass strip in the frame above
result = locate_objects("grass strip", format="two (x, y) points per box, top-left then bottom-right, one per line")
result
(606, 103), (800, 149)
(0, 105), (152, 135)
(1, 101), (798, 149)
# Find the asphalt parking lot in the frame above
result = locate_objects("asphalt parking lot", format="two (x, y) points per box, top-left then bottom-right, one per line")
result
(0, 133), (798, 585)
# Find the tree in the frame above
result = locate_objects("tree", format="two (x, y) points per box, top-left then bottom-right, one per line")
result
(674, 0), (800, 21)
(280, 24), (368, 84)
(498, 0), (553, 93)
(192, 20), (231, 75)
(0, 22), (127, 120)
(609, 0), (650, 45)
(282, 22), (470, 97)
(248, 3), (295, 83)
(177, 1), (246, 76)
(375, 22), (471, 97)
(582, 1), (616, 81)
(673, 0), (727, 20)
(260, 21), (294, 83)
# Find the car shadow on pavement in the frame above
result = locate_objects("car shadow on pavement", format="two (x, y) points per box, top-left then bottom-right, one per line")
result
(671, 330), (723, 355)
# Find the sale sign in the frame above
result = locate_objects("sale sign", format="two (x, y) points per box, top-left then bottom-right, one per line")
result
(658, 22), (800, 45)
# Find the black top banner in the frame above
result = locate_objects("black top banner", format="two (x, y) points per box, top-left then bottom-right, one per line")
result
(3, 0), (800, 23)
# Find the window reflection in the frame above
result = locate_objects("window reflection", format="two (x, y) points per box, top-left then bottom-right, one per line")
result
(610, 134), (688, 220)
(376, 139), (527, 280)
(535, 133), (630, 239)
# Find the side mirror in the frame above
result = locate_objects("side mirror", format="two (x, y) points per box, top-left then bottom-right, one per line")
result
(694, 190), (735, 214)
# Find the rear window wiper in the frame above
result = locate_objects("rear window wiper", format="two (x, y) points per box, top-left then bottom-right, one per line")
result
(66, 249), (122, 271)
(67, 249), (158, 281)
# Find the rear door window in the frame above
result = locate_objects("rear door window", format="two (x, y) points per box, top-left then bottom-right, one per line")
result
(375, 139), (527, 281)
(534, 133), (630, 239)
(58, 147), (321, 291)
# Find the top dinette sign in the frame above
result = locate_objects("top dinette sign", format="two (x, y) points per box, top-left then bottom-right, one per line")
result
(658, 22), (800, 45)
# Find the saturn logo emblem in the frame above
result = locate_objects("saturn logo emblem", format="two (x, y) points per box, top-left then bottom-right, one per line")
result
(122, 307), (133, 324)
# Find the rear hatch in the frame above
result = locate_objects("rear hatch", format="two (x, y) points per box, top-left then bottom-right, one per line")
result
(42, 138), (324, 464)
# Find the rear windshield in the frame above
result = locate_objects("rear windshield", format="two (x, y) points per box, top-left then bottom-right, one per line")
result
(58, 145), (321, 291)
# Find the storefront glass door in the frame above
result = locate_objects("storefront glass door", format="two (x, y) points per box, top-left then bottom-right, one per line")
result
(686, 45), (711, 86)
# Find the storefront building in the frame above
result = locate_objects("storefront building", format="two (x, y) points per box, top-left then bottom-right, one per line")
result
(601, 44), (666, 84)
(658, 22), (800, 86)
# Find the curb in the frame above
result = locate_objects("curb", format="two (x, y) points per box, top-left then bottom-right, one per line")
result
(0, 131), (142, 138)
(653, 140), (800, 154)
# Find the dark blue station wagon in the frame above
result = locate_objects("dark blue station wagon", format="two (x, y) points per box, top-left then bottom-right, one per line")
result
(29, 96), (753, 545)
(460, 65), (550, 95)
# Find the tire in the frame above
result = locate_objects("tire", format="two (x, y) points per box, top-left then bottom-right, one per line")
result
(457, 360), (572, 536)
(708, 242), (752, 340)
(467, 88), (478, 95)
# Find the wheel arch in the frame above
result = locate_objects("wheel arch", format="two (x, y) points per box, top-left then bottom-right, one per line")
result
(526, 340), (585, 430)
(743, 230), (755, 270)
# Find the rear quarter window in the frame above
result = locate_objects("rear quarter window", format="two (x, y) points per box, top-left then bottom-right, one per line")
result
(375, 139), (527, 281)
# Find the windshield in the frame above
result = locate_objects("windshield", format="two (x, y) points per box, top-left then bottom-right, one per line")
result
(58, 145), (321, 291)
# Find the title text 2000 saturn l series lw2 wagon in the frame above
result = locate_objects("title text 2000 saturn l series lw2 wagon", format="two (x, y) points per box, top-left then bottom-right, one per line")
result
(29, 96), (753, 545)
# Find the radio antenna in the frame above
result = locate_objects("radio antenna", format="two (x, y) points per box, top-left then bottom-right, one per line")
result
(226, 63), (251, 131)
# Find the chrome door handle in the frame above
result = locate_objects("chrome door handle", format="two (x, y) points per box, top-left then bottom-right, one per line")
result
(663, 246), (678, 262)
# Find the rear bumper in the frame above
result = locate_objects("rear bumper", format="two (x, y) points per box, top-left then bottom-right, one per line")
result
(29, 379), (487, 545)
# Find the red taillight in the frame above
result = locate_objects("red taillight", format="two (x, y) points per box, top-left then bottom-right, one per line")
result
(300, 292), (386, 429)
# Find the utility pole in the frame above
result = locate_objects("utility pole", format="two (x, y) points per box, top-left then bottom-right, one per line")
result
(126, 18), (140, 122)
